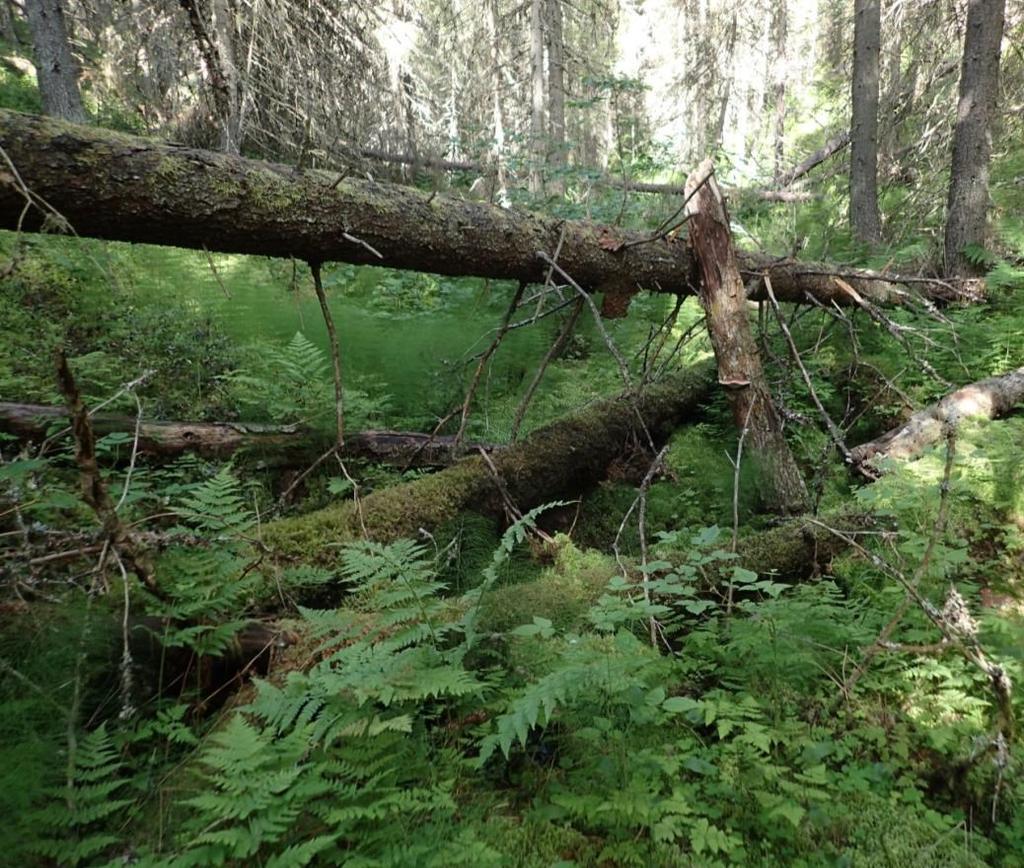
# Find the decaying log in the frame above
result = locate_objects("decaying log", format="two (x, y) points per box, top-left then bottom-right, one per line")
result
(0, 110), (963, 308)
(851, 366), (1024, 472)
(0, 402), (490, 467)
(265, 363), (715, 557)
(683, 161), (808, 514)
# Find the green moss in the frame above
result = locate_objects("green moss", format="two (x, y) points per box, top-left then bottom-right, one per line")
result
(477, 537), (615, 634)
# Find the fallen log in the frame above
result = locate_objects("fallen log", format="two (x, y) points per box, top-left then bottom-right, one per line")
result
(264, 363), (716, 557)
(850, 365), (1024, 472)
(0, 110), (960, 308)
(357, 148), (814, 201)
(0, 402), (491, 467)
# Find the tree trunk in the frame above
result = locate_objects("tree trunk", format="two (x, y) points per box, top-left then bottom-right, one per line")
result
(24, 0), (86, 123)
(265, 364), (715, 556)
(0, 0), (18, 45)
(0, 402), (491, 467)
(486, 0), (509, 206)
(769, 1), (788, 183)
(545, 0), (566, 196)
(944, 0), (1006, 278)
(0, 110), (966, 309)
(850, 365), (1024, 473)
(850, 0), (882, 244)
(528, 0), (545, 196)
(684, 160), (808, 514)
(179, 0), (242, 154)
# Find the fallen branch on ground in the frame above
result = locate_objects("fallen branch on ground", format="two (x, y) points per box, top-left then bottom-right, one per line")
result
(0, 402), (495, 467)
(850, 365), (1024, 473)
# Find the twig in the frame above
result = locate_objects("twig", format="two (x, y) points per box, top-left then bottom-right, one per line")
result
(453, 282), (527, 450)
(54, 350), (158, 595)
(202, 244), (232, 298)
(341, 230), (384, 260)
(637, 445), (670, 647)
(839, 424), (958, 698)
(764, 275), (853, 463)
(310, 261), (345, 447)
(617, 164), (713, 252)
(536, 251), (655, 451)
(509, 297), (584, 441)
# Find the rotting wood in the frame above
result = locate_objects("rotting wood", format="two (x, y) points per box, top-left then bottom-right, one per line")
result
(683, 160), (808, 514)
(0, 402), (494, 467)
(850, 365), (1024, 473)
(0, 110), (969, 308)
(264, 363), (716, 558)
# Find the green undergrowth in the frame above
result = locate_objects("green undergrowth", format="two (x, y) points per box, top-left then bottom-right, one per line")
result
(6, 399), (1024, 863)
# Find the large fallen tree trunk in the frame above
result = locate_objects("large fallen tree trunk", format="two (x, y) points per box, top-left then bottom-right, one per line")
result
(264, 363), (715, 557)
(851, 365), (1024, 473)
(0, 402), (490, 467)
(0, 110), (962, 307)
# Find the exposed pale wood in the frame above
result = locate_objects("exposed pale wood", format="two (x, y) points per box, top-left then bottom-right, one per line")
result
(683, 160), (808, 513)
(851, 366), (1024, 472)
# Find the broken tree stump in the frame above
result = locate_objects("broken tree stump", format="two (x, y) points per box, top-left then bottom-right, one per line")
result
(683, 159), (809, 514)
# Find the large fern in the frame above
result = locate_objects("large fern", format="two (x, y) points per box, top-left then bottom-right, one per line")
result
(32, 725), (133, 866)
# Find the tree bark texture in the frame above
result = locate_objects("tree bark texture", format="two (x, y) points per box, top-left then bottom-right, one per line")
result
(850, 0), (882, 243)
(684, 161), (808, 514)
(264, 363), (715, 557)
(24, 0), (86, 123)
(0, 110), (969, 309)
(850, 365), (1024, 472)
(179, 0), (242, 154)
(769, 0), (789, 182)
(0, 402), (492, 467)
(528, 0), (545, 195)
(545, 0), (566, 195)
(944, 0), (1006, 277)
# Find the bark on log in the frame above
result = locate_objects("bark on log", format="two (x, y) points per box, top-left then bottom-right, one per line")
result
(684, 161), (808, 514)
(850, 366), (1024, 472)
(0, 402), (490, 467)
(264, 363), (715, 558)
(0, 110), (962, 307)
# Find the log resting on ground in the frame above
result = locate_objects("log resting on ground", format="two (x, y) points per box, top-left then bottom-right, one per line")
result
(0, 402), (491, 467)
(359, 148), (814, 201)
(851, 366), (1024, 472)
(264, 363), (716, 558)
(0, 110), (966, 307)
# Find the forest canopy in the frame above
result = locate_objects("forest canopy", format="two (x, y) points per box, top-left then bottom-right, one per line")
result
(1, 0), (1024, 865)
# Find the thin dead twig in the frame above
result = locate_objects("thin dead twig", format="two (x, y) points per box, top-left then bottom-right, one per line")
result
(764, 275), (853, 464)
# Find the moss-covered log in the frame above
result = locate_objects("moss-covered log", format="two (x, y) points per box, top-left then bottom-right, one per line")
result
(0, 402), (490, 467)
(0, 109), (964, 307)
(476, 514), (871, 633)
(265, 364), (716, 557)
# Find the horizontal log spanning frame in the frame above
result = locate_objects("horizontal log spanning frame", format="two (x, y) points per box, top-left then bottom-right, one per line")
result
(358, 147), (814, 201)
(0, 110), (960, 307)
(0, 402), (493, 467)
